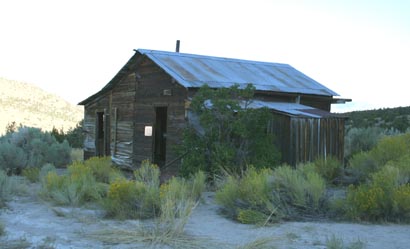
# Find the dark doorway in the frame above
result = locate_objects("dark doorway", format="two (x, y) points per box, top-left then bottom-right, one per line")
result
(96, 111), (110, 157)
(96, 112), (105, 157)
(153, 107), (167, 166)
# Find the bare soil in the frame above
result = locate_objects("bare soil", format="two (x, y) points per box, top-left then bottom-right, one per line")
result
(1, 185), (409, 248)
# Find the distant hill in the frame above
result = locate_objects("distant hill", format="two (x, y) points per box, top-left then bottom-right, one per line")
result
(345, 106), (410, 132)
(0, 77), (83, 135)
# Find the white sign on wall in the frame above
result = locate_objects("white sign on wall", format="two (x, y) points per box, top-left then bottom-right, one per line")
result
(144, 126), (153, 136)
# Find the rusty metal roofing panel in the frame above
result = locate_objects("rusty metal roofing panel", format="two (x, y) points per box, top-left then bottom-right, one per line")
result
(137, 49), (338, 96)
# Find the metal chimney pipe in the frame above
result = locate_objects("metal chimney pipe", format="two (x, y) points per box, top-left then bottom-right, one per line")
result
(176, 40), (180, 52)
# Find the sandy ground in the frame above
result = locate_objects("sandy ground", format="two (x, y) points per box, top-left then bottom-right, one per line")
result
(1, 186), (410, 249)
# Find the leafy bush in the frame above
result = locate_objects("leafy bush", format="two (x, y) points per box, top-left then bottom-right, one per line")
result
(346, 133), (410, 185)
(178, 84), (281, 178)
(215, 165), (327, 224)
(369, 133), (410, 166)
(0, 127), (71, 173)
(312, 156), (343, 184)
(344, 127), (384, 159)
(41, 162), (105, 206)
(104, 178), (159, 219)
(84, 156), (122, 184)
(103, 161), (161, 219)
(345, 165), (410, 222)
(94, 171), (207, 247)
(0, 142), (27, 173)
(39, 163), (56, 183)
(22, 167), (40, 183)
(103, 161), (206, 221)
(273, 165), (326, 213)
(346, 151), (378, 184)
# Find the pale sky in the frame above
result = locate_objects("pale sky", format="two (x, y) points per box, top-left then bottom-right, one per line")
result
(1, 0), (409, 112)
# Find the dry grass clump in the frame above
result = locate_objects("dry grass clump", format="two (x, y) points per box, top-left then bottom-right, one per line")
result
(94, 166), (207, 248)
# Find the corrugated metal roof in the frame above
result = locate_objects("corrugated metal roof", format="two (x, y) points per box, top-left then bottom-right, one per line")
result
(203, 99), (340, 118)
(138, 49), (338, 96)
(246, 100), (339, 118)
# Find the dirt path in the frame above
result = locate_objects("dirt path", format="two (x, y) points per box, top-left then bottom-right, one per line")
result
(1, 187), (410, 248)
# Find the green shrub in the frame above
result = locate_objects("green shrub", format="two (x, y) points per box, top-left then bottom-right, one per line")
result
(41, 162), (104, 206)
(346, 151), (379, 184)
(39, 163), (56, 182)
(71, 148), (84, 162)
(103, 178), (159, 219)
(94, 172), (206, 247)
(0, 142), (27, 173)
(214, 175), (241, 218)
(216, 165), (327, 224)
(313, 156), (343, 184)
(178, 84), (281, 178)
(84, 156), (122, 184)
(369, 133), (410, 166)
(102, 166), (206, 221)
(134, 160), (160, 187)
(0, 171), (28, 207)
(22, 167), (40, 183)
(159, 173), (205, 234)
(189, 170), (206, 200)
(0, 170), (12, 207)
(0, 221), (4, 236)
(273, 165), (326, 213)
(215, 167), (278, 223)
(344, 127), (384, 159)
(0, 127), (71, 173)
(103, 161), (161, 219)
(345, 165), (410, 222)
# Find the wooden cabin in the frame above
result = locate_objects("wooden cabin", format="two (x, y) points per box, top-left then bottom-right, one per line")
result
(79, 49), (350, 171)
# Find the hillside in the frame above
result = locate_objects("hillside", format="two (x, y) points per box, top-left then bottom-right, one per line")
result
(0, 77), (83, 135)
(345, 106), (410, 132)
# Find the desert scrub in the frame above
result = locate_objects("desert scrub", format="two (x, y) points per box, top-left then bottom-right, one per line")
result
(103, 178), (160, 219)
(312, 156), (343, 184)
(272, 165), (326, 216)
(102, 163), (206, 221)
(216, 165), (327, 224)
(41, 162), (105, 206)
(134, 160), (160, 187)
(0, 221), (4, 236)
(0, 170), (12, 207)
(0, 170), (28, 207)
(22, 166), (40, 183)
(84, 156), (123, 183)
(103, 161), (161, 219)
(0, 127), (71, 173)
(215, 167), (280, 224)
(345, 165), (410, 222)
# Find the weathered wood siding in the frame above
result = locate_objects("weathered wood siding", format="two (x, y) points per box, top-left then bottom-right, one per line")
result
(268, 115), (345, 166)
(109, 73), (136, 169)
(133, 58), (187, 170)
(83, 94), (110, 160)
